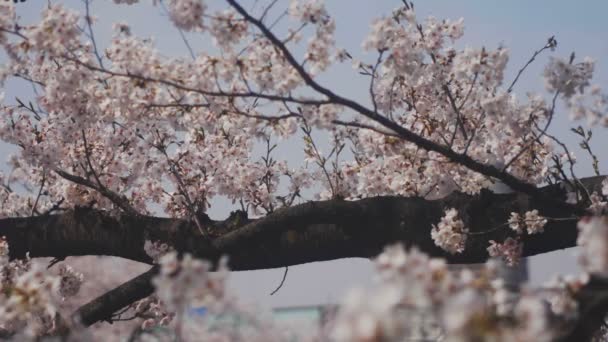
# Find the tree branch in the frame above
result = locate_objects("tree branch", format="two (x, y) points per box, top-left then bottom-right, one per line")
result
(72, 266), (158, 327)
(1, 176), (602, 270)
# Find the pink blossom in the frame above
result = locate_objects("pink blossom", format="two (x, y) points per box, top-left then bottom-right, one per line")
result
(431, 208), (468, 254)
(487, 237), (522, 266)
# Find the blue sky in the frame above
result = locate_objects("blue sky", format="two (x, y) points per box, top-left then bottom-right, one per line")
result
(2, 0), (608, 308)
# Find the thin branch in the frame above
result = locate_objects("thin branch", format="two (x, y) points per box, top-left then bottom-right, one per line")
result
(301, 123), (336, 196)
(83, 0), (105, 68)
(260, 0), (280, 23)
(156, 142), (209, 238)
(444, 84), (469, 146)
(270, 266), (288, 295)
(466, 216), (577, 236)
(369, 50), (385, 114)
(332, 119), (400, 138)
(158, 0), (196, 60)
(457, 72), (479, 111)
(81, 130), (104, 190)
(54, 169), (139, 216)
(507, 36), (557, 93)
(63, 55), (332, 106)
(502, 88), (560, 171)
(537, 123), (590, 202)
(30, 171), (46, 216)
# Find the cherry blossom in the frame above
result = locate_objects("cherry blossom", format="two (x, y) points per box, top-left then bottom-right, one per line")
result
(166, 0), (206, 31)
(0, 236), (8, 266)
(0, 2), (16, 46)
(588, 192), (608, 214)
(508, 210), (548, 235)
(332, 244), (575, 341)
(543, 276), (578, 318)
(25, 4), (81, 56)
(577, 216), (608, 277)
(431, 208), (468, 254)
(144, 240), (174, 263)
(0, 239), (83, 337)
(524, 210), (548, 234)
(487, 238), (523, 266)
(544, 56), (595, 99)
(0, 0), (606, 339)
(209, 9), (248, 50)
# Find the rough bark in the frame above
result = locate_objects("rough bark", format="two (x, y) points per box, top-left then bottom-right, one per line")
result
(1, 176), (602, 272)
(72, 266), (158, 327)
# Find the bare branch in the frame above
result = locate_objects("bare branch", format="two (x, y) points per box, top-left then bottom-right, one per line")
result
(270, 266), (288, 295)
(507, 36), (557, 93)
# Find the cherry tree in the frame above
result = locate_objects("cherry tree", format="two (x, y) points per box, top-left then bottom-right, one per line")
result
(0, 0), (608, 340)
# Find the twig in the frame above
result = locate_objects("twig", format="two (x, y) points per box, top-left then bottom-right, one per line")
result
(502, 88), (561, 171)
(158, 0), (197, 60)
(507, 36), (557, 93)
(467, 216), (577, 236)
(31, 171), (47, 216)
(83, 0), (105, 68)
(369, 50), (385, 114)
(270, 266), (288, 295)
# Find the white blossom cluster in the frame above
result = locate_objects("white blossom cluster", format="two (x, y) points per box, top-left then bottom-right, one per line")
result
(508, 210), (548, 235)
(153, 253), (226, 313)
(0, 236), (7, 265)
(209, 10), (248, 50)
(289, 0), (326, 23)
(577, 216), (608, 277)
(603, 178), (608, 197)
(543, 55), (608, 127)
(431, 208), (468, 254)
(58, 264), (84, 298)
(166, 0), (206, 32)
(543, 275), (579, 319)
(25, 4), (81, 55)
(301, 104), (341, 129)
(0, 263), (59, 337)
(544, 56), (595, 99)
(588, 192), (608, 214)
(0, 0), (563, 219)
(144, 240), (174, 264)
(133, 296), (174, 330)
(287, 0), (336, 76)
(0, 2), (16, 46)
(487, 237), (522, 266)
(567, 84), (608, 126)
(0, 237), (83, 337)
(330, 285), (406, 341)
(330, 244), (574, 342)
(151, 253), (299, 341)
